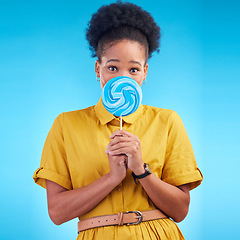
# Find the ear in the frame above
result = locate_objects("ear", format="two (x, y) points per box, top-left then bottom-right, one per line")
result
(95, 60), (100, 78)
(143, 63), (148, 80)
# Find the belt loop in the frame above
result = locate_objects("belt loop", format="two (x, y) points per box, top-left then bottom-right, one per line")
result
(118, 212), (124, 226)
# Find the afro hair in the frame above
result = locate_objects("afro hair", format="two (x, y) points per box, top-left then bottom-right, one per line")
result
(86, 1), (161, 60)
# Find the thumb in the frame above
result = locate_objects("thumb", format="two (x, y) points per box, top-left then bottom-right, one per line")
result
(119, 160), (126, 166)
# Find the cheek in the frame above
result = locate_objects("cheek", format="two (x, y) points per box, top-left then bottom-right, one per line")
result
(100, 81), (104, 89)
(99, 69), (108, 88)
(136, 79), (144, 87)
(133, 74), (145, 86)
(100, 76), (111, 89)
(100, 70), (115, 87)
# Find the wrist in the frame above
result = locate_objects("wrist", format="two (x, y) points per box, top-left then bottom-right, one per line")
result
(105, 172), (120, 187)
(132, 163), (152, 184)
(132, 163), (145, 175)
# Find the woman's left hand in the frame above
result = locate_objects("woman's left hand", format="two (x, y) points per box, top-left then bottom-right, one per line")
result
(105, 130), (145, 175)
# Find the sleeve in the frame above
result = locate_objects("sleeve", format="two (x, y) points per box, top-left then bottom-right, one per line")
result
(162, 111), (203, 190)
(33, 113), (72, 190)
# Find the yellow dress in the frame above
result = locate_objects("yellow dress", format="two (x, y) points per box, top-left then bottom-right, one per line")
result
(33, 98), (203, 240)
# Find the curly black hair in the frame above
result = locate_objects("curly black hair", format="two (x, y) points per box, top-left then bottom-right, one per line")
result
(86, 1), (161, 61)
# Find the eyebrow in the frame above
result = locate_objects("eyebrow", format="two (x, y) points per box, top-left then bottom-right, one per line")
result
(106, 59), (120, 64)
(129, 60), (142, 67)
(106, 59), (142, 67)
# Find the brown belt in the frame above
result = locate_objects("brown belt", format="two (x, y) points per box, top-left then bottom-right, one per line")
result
(78, 209), (167, 233)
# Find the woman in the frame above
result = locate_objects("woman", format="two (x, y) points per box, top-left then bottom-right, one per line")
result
(33, 2), (203, 239)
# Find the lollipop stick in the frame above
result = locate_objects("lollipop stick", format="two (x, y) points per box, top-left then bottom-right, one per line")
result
(120, 116), (122, 130)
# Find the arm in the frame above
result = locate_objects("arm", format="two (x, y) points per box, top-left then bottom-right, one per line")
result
(46, 154), (127, 225)
(138, 176), (190, 222)
(106, 130), (190, 222)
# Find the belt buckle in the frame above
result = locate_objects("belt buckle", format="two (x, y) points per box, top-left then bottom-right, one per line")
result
(125, 211), (143, 225)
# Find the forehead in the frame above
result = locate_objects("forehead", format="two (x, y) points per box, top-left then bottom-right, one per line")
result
(102, 40), (146, 61)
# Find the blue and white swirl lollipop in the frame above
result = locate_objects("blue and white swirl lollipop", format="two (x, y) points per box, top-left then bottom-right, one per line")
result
(102, 76), (142, 129)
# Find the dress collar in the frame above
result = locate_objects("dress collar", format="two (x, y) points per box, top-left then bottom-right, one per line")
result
(94, 98), (144, 125)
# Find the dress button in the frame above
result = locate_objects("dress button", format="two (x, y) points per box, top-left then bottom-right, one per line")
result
(114, 120), (120, 125)
(117, 186), (122, 191)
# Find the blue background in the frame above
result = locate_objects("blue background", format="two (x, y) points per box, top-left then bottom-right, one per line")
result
(0, 0), (239, 239)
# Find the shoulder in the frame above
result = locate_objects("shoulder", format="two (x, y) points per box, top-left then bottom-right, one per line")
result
(142, 104), (180, 121)
(43, 105), (97, 143)
(56, 105), (95, 121)
(51, 105), (97, 131)
(141, 105), (185, 132)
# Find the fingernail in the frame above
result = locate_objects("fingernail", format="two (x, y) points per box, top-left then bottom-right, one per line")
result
(105, 150), (109, 153)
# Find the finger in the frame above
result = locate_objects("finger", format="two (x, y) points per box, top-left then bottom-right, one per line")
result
(107, 137), (132, 148)
(108, 134), (139, 148)
(108, 139), (140, 152)
(110, 130), (135, 139)
(110, 140), (141, 155)
(108, 146), (134, 156)
(106, 151), (127, 160)
(107, 142), (131, 152)
(119, 160), (126, 166)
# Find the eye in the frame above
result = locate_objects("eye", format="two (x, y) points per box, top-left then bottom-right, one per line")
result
(108, 66), (117, 71)
(130, 68), (139, 73)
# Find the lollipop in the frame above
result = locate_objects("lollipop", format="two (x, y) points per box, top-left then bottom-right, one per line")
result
(102, 76), (142, 129)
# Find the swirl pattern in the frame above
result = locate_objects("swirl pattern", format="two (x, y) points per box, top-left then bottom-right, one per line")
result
(102, 76), (142, 117)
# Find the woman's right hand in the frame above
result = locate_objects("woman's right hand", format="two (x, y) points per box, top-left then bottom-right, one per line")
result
(107, 153), (127, 184)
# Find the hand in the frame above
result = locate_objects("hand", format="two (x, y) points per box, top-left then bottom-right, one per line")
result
(105, 130), (145, 175)
(107, 153), (127, 185)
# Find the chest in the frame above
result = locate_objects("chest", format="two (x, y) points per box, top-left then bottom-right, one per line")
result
(63, 119), (168, 188)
